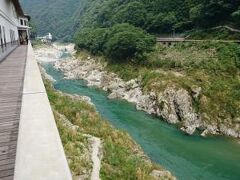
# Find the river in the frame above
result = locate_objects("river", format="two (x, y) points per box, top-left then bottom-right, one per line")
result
(43, 58), (240, 180)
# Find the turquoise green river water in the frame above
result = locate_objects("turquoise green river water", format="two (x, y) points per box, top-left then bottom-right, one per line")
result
(44, 61), (240, 180)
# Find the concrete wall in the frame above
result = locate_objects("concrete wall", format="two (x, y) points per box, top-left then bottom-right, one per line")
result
(0, 0), (20, 43)
(14, 43), (72, 180)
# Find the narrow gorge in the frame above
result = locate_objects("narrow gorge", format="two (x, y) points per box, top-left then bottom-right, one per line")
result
(53, 48), (240, 139)
(36, 44), (240, 180)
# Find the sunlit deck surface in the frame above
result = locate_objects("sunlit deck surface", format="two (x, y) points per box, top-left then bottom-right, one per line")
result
(0, 46), (27, 179)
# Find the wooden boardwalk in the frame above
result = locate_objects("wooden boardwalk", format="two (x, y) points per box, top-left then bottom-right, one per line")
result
(0, 46), (27, 179)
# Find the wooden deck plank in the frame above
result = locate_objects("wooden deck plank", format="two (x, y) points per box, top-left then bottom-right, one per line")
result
(0, 154), (15, 162)
(0, 113), (20, 119)
(1, 175), (14, 180)
(0, 135), (18, 144)
(0, 45), (27, 179)
(0, 132), (18, 138)
(0, 134), (18, 141)
(0, 99), (21, 104)
(0, 111), (20, 116)
(0, 139), (15, 147)
(0, 120), (19, 126)
(0, 111), (19, 116)
(0, 169), (15, 178)
(0, 159), (15, 167)
(0, 122), (18, 128)
(0, 98), (20, 102)
(0, 131), (18, 137)
(0, 123), (18, 130)
(0, 110), (20, 116)
(0, 147), (17, 156)
(0, 127), (18, 134)
(0, 105), (21, 110)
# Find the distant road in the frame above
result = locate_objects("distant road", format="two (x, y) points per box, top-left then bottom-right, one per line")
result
(156, 37), (240, 43)
(213, 25), (240, 33)
(157, 25), (240, 43)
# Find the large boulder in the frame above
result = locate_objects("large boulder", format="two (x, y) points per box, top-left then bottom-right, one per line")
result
(156, 87), (202, 134)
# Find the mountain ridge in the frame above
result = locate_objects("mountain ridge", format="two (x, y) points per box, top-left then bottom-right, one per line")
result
(20, 0), (240, 41)
(20, 0), (88, 41)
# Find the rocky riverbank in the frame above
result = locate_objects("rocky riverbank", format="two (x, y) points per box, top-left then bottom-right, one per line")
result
(34, 43), (75, 63)
(54, 54), (240, 139)
(42, 76), (175, 179)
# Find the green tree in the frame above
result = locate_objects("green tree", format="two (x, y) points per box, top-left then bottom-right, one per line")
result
(74, 28), (108, 54)
(113, 2), (147, 27)
(105, 24), (155, 62)
(29, 21), (37, 39)
(231, 9), (240, 26)
(190, 0), (238, 27)
(146, 12), (177, 33)
(189, 4), (204, 26)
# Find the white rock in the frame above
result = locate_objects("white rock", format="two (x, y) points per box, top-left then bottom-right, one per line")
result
(150, 170), (175, 179)
(53, 54), (240, 139)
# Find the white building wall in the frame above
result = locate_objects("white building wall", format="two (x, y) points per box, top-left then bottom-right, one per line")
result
(0, 0), (20, 43)
(0, 16), (19, 43)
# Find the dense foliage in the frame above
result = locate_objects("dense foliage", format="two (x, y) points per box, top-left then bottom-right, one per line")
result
(79, 0), (240, 34)
(72, 0), (240, 62)
(21, 0), (240, 41)
(104, 42), (240, 127)
(74, 27), (108, 55)
(74, 24), (156, 62)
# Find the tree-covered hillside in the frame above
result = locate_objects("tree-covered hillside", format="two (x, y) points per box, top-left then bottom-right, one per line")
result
(21, 0), (240, 42)
(73, 0), (240, 61)
(73, 0), (240, 139)
(20, 0), (88, 41)
(79, 0), (240, 33)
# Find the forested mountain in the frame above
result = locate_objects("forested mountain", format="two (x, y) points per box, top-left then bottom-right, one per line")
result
(72, 0), (240, 61)
(21, 0), (240, 41)
(20, 0), (88, 41)
(79, 0), (240, 33)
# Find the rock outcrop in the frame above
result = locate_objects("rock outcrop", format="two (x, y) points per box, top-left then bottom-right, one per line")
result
(54, 98), (102, 180)
(54, 92), (174, 180)
(150, 169), (176, 180)
(54, 58), (203, 135)
(54, 57), (240, 138)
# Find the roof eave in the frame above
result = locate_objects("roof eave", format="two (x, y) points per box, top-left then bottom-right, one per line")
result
(12, 0), (25, 17)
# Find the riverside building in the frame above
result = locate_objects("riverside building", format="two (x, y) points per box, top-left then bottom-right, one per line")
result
(0, 0), (30, 61)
